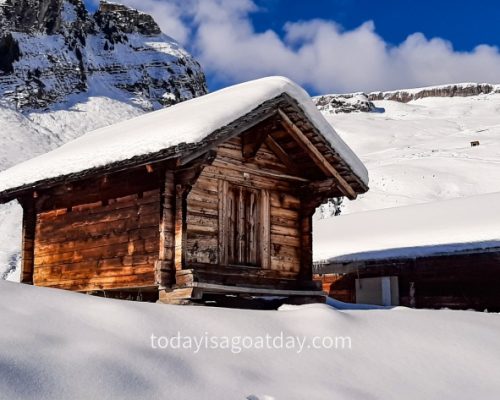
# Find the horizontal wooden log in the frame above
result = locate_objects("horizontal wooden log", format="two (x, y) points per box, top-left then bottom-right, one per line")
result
(35, 257), (157, 275)
(36, 265), (155, 282)
(271, 233), (301, 247)
(35, 227), (158, 255)
(270, 192), (301, 210)
(37, 214), (160, 243)
(36, 242), (159, 267)
(181, 282), (324, 297)
(174, 266), (318, 291)
(271, 256), (301, 272)
(38, 272), (156, 291)
(270, 224), (300, 237)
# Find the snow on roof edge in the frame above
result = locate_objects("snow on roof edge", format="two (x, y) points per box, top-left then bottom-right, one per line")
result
(0, 76), (368, 197)
(313, 191), (500, 265)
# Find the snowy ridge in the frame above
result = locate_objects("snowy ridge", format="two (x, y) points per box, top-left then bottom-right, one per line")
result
(315, 83), (500, 112)
(368, 82), (500, 103)
(0, 76), (369, 195)
(314, 192), (500, 263)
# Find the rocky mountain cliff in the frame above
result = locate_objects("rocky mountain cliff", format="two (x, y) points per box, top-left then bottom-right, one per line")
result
(315, 83), (500, 113)
(314, 93), (377, 114)
(0, 0), (207, 110)
(368, 83), (500, 103)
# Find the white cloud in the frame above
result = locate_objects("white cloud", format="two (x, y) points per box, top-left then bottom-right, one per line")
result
(114, 0), (500, 93)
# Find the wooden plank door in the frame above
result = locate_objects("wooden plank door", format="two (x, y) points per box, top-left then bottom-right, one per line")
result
(226, 184), (260, 266)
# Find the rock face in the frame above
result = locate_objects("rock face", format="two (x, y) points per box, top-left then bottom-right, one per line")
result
(368, 83), (500, 103)
(0, 0), (207, 110)
(313, 93), (377, 114)
(315, 83), (500, 114)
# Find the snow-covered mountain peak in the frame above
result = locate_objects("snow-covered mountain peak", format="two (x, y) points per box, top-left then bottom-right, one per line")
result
(0, 0), (207, 110)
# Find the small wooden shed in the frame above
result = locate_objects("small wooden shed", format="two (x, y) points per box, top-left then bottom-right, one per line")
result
(0, 77), (368, 305)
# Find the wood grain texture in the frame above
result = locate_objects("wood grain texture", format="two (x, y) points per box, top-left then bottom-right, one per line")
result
(33, 189), (160, 291)
(186, 134), (302, 274)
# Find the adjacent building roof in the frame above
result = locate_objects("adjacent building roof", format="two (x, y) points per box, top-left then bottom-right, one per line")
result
(314, 192), (500, 266)
(0, 76), (368, 202)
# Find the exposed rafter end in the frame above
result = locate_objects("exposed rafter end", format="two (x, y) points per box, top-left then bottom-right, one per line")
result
(175, 150), (217, 188)
(277, 108), (357, 200)
(241, 118), (277, 161)
(264, 134), (299, 176)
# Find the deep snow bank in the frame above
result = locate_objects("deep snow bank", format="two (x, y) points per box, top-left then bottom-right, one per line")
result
(1, 280), (500, 399)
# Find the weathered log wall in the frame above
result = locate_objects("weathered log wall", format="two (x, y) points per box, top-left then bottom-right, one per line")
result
(33, 186), (161, 292)
(185, 136), (303, 274)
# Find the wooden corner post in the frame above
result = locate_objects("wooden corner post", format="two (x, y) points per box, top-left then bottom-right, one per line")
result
(156, 170), (175, 289)
(174, 184), (189, 272)
(20, 197), (36, 284)
(299, 211), (313, 281)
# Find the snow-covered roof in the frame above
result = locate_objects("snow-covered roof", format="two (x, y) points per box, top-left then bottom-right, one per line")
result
(314, 192), (500, 265)
(0, 76), (368, 199)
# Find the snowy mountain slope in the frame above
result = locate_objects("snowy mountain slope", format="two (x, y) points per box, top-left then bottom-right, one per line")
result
(0, 0), (207, 169)
(318, 87), (500, 214)
(2, 279), (500, 399)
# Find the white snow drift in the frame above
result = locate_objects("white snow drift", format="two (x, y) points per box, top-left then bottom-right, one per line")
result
(2, 279), (500, 399)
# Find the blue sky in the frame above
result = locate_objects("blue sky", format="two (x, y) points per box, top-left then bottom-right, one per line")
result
(252, 1), (500, 53)
(86, 0), (500, 94)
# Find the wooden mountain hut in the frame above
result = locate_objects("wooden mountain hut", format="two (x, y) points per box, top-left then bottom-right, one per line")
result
(0, 76), (368, 305)
(314, 193), (500, 311)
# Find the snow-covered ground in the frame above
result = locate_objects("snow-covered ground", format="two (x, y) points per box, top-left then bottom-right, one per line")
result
(2, 279), (500, 400)
(324, 92), (500, 213)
